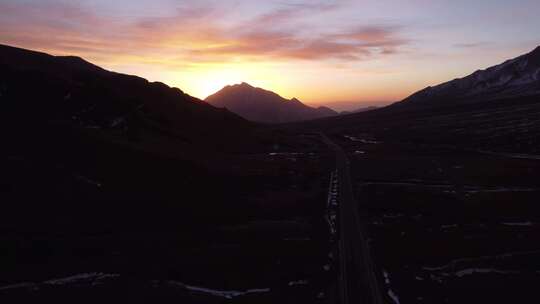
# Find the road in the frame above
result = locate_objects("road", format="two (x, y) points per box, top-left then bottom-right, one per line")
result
(320, 134), (385, 304)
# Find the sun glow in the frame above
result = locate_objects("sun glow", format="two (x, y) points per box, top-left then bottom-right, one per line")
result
(168, 63), (290, 99)
(188, 68), (250, 99)
(1, 0), (539, 111)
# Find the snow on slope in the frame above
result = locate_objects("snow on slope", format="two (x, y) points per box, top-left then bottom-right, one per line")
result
(401, 46), (540, 105)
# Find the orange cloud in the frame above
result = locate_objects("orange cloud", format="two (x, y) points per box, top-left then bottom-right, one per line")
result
(0, 1), (408, 66)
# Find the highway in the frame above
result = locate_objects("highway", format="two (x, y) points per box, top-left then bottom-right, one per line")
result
(320, 134), (385, 304)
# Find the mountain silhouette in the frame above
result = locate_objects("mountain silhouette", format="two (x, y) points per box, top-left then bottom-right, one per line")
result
(303, 46), (540, 154)
(206, 82), (337, 123)
(0, 44), (264, 243)
(340, 106), (379, 115)
(0, 44), (251, 150)
(397, 46), (540, 107)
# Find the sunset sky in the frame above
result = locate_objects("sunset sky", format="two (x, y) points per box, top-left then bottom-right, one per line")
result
(1, 0), (539, 110)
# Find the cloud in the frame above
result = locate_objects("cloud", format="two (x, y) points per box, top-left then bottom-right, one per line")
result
(129, 2), (408, 62)
(0, 1), (128, 57)
(163, 25), (407, 62)
(253, 1), (342, 26)
(0, 0), (409, 66)
(453, 42), (491, 48)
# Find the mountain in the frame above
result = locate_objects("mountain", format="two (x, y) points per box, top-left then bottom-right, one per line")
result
(340, 106), (378, 115)
(0, 44), (251, 151)
(0, 44), (270, 240)
(0, 43), (264, 225)
(302, 46), (540, 154)
(205, 82), (338, 123)
(397, 46), (540, 107)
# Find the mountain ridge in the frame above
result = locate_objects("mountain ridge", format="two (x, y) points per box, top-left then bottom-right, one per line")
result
(299, 46), (540, 155)
(396, 45), (540, 107)
(0, 43), (252, 153)
(206, 82), (338, 123)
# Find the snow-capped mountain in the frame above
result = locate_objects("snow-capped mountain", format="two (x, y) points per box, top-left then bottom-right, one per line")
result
(400, 46), (540, 106)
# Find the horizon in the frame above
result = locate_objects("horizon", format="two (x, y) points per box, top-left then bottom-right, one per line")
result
(205, 81), (389, 111)
(1, 0), (540, 111)
(2, 2), (540, 303)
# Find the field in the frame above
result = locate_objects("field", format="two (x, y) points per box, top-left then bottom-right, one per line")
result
(335, 133), (540, 303)
(0, 131), (337, 303)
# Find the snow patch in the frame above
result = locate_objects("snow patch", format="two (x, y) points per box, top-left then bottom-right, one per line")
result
(110, 117), (125, 128)
(268, 152), (303, 156)
(502, 221), (534, 227)
(455, 268), (516, 277)
(167, 281), (270, 299)
(344, 135), (380, 144)
(0, 273), (120, 292)
(383, 270), (390, 284)
(75, 174), (102, 188)
(288, 280), (308, 286)
(0, 282), (35, 291)
(383, 270), (401, 304)
(45, 273), (119, 285)
(441, 224), (458, 229)
(388, 289), (401, 304)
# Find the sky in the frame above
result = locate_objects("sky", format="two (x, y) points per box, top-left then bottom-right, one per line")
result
(1, 0), (539, 111)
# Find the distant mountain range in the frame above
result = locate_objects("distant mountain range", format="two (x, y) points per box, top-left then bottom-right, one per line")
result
(2, 42), (539, 156)
(397, 46), (540, 107)
(340, 106), (379, 115)
(207, 45), (540, 123)
(307, 45), (540, 154)
(206, 82), (338, 123)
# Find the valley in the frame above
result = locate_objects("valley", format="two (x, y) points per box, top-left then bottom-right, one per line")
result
(335, 134), (540, 303)
(1, 42), (540, 304)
